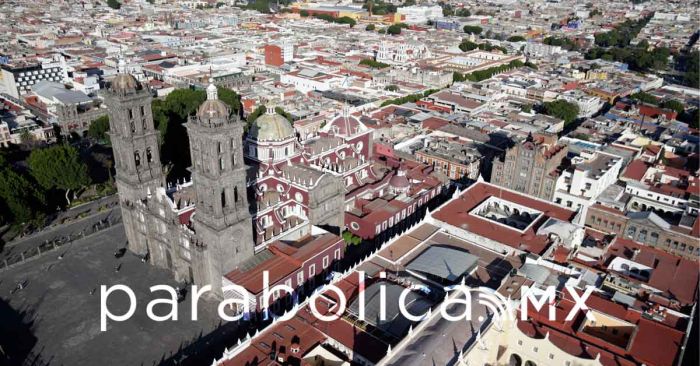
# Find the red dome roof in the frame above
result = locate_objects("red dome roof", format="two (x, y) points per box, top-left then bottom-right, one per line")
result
(389, 174), (410, 189)
(328, 115), (362, 137)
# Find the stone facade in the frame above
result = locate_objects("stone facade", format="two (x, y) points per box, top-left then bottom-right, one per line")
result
(107, 74), (348, 297)
(491, 133), (568, 201)
(585, 205), (699, 259)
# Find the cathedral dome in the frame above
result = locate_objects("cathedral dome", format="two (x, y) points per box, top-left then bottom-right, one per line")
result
(389, 170), (410, 190)
(111, 73), (140, 92)
(197, 99), (230, 119)
(196, 82), (230, 119)
(326, 106), (366, 137)
(250, 106), (295, 141)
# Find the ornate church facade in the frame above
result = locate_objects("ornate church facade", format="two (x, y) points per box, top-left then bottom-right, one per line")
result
(104, 71), (374, 297)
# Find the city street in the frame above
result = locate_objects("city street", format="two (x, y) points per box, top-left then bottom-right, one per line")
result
(0, 195), (121, 266)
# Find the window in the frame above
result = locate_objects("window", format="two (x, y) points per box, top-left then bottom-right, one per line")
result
(134, 151), (141, 167)
(146, 148), (153, 163)
(650, 232), (659, 244)
(638, 230), (647, 242)
(221, 189), (227, 208)
(323, 255), (329, 269)
(309, 264), (316, 277)
(297, 271), (304, 286)
(334, 248), (341, 260)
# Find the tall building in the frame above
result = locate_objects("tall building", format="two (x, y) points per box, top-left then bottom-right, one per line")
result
(186, 83), (255, 290)
(491, 133), (568, 201)
(264, 43), (293, 67)
(103, 70), (165, 258)
(104, 70), (257, 295)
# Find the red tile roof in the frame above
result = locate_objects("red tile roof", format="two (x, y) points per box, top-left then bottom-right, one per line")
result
(622, 159), (650, 181)
(432, 182), (576, 254)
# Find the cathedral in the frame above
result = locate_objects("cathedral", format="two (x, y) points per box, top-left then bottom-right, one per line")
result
(104, 70), (375, 297)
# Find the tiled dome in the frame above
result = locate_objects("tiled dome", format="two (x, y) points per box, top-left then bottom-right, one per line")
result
(250, 107), (295, 141)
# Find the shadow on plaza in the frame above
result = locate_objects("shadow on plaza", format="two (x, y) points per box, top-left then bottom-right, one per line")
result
(0, 298), (52, 366)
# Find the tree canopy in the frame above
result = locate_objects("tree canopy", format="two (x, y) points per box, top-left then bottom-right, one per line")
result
(453, 60), (524, 83)
(463, 25), (482, 34)
(88, 115), (110, 143)
(359, 59), (390, 69)
(27, 144), (90, 205)
(0, 158), (45, 224)
(106, 0), (121, 10)
(541, 100), (580, 126)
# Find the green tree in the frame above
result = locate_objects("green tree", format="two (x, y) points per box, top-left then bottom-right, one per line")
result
(0, 158), (45, 223)
(366, 24), (376, 31)
(459, 40), (478, 52)
(660, 99), (685, 114)
(385, 85), (399, 92)
(456, 8), (471, 17)
(106, 0), (121, 9)
(88, 115), (110, 143)
(300, 10), (309, 17)
(507, 35), (526, 42)
(359, 59), (390, 69)
(217, 86), (242, 116)
(542, 100), (580, 125)
(342, 230), (362, 246)
(463, 25), (482, 34)
(387, 24), (403, 35)
(275, 107), (293, 123)
(27, 144), (90, 206)
(245, 105), (267, 132)
(630, 92), (659, 105)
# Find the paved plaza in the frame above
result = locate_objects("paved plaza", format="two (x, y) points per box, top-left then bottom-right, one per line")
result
(0, 224), (225, 366)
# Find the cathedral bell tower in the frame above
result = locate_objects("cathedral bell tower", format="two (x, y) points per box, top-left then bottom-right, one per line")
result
(103, 63), (164, 255)
(187, 81), (254, 295)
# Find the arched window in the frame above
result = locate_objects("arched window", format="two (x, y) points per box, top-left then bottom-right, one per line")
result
(221, 189), (227, 208)
(650, 232), (659, 244)
(146, 148), (152, 163)
(134, 151), (141, 167)
(524, 361), (536, 366)
(234, 186), (239, 203)
(130, 121), (136, 133)
(509, 354), (522, 366)
(219, 157), (225, 172)
(231, 153), (235, 167)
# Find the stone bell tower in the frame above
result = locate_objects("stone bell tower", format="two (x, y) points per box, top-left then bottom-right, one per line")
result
(103, 63), (164, 256)
(187, 82), (254, 294)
